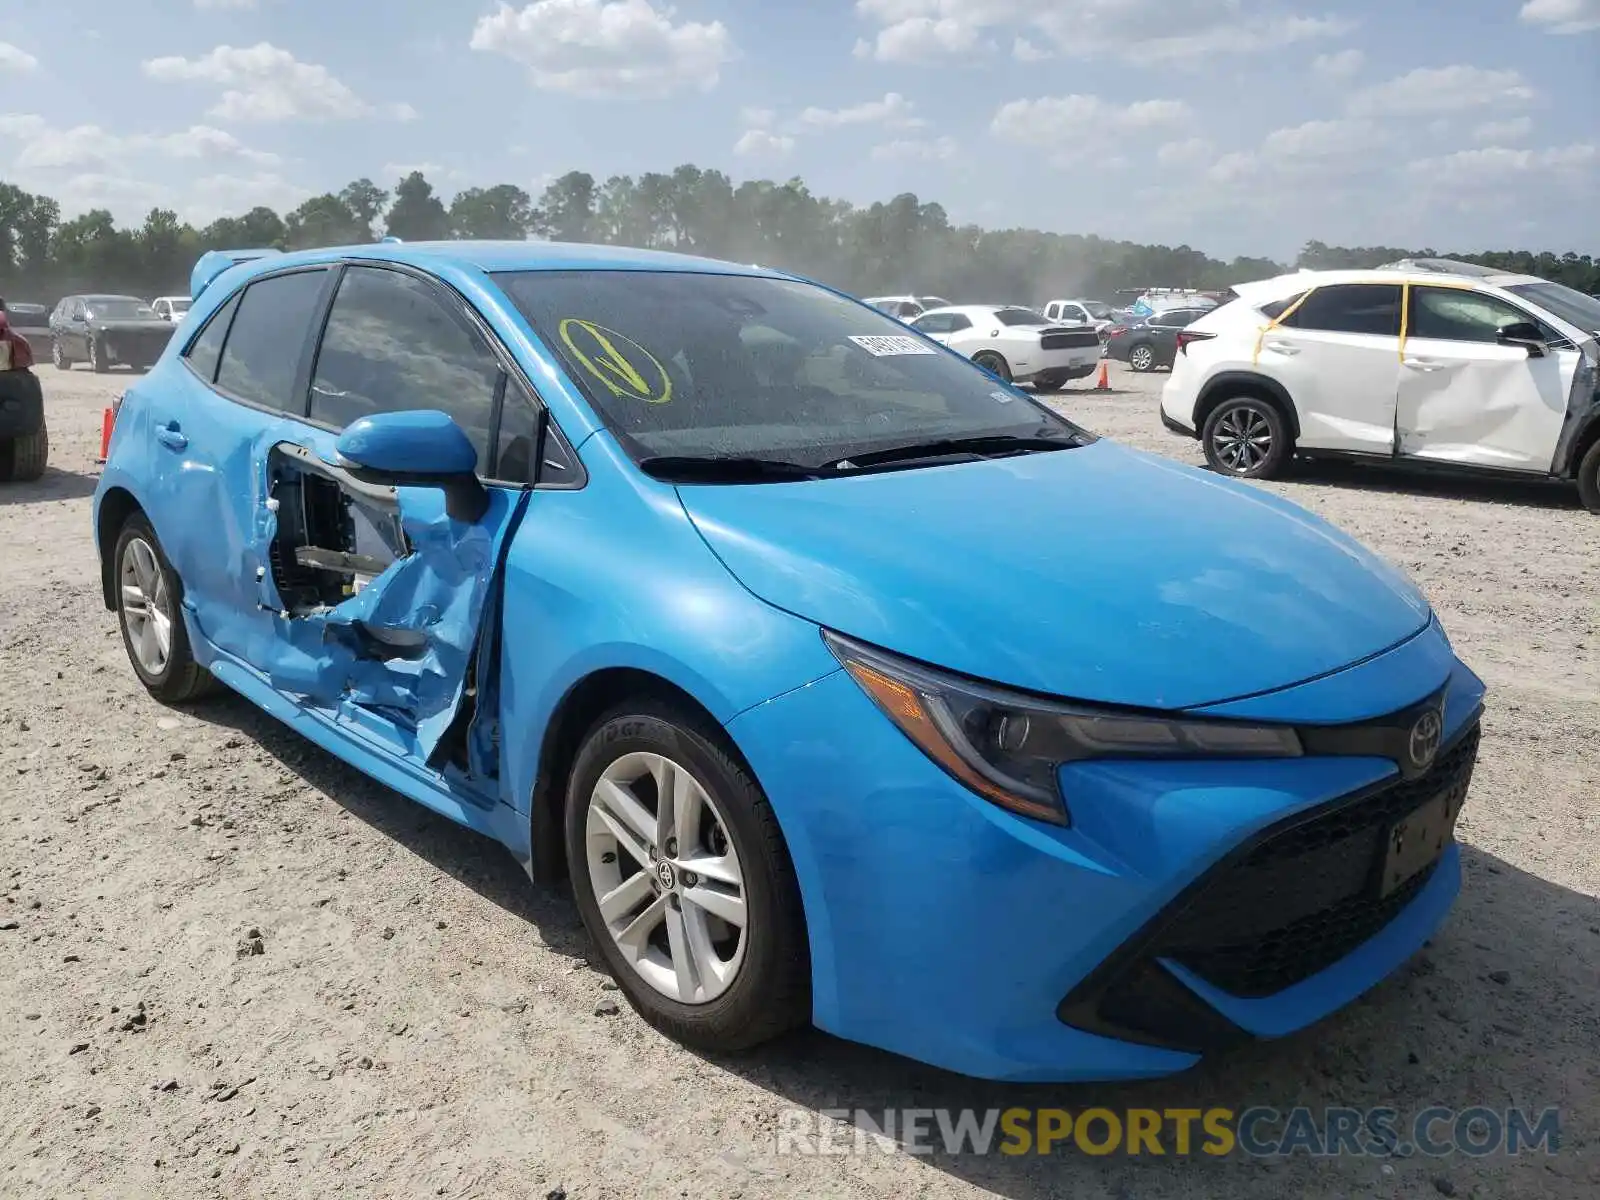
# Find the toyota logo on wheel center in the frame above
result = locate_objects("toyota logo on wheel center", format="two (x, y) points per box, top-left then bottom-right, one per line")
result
(656, 861), (677, 891)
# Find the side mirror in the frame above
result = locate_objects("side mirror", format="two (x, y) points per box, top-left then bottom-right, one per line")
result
(1496, 321), (1547, 358)
(335, 410), (488, 522)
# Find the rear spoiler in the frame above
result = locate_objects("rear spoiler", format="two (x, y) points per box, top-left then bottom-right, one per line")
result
(190, 248), (283, 301)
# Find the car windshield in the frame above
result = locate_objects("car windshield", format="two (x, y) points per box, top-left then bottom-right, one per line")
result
(169, 298), (191, 312)
(1082, 301), (1112, 319)
(496, 270), (1085, 468)
(994, 307), (1049, 326)
(1506, 281), (1600, 335)
(85, 298), (155, 320)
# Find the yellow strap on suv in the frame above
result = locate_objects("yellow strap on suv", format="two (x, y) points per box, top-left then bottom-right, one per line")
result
(1252, 287), (1317, 367)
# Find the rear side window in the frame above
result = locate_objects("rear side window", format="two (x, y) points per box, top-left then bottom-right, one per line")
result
(1260, 293), (1307, 320)
(215, 270), (329, 413)
(308, 266), (502, 470)
(183, 293), (240, 384)
(912, 313), (954, 334)
(1279, 285), (1401, 337)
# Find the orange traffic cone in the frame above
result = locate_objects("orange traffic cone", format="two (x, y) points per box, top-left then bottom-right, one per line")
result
(96, 407), (114, 463)
(1095, 361), (1110, 391)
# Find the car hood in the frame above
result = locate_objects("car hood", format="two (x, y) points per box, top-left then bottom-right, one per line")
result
(676, 440), (1432, 710)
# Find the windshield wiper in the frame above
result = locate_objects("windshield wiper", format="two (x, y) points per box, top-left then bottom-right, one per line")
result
(823, 432), (1079, 471)
(638, 455), (829, 484)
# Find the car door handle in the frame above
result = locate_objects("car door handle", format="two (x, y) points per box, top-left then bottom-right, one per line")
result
(1403, 359), (1445, 372)
(1263, 339), (1299, 355)
(156, 421), (187, 451)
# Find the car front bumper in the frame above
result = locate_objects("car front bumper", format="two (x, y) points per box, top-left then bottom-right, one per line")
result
(727, 623), (1485, 1082)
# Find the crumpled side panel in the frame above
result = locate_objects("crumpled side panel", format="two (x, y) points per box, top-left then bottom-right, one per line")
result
(249, 439), (522, 764)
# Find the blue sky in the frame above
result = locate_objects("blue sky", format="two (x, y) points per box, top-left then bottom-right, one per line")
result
(1, 0), (1596, 261)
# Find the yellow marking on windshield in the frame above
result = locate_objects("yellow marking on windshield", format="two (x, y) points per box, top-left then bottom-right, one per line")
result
(558, 319), (673, 405)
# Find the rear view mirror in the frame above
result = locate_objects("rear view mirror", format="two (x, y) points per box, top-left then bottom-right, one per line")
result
(1496, 321), (1547, 358)
(335, 410), (488, 521)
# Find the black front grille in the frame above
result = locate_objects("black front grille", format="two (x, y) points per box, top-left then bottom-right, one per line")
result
(106, 330), (173, 364)
(1155, 725), (1479, 997)
(1041, 330), (1099, 351)
(1058, 719), (1481, 1052)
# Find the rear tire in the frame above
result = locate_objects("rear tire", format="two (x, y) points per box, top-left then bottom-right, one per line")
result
(0, 422), (48, 483)
(1128, 343), (1156, 372)
(972, 351), (1011, 382)
(564, 699), (810, 1052)
(113, 512), (220, 703)
(1202, 396), (1292, 480)
(1577, 438), (1600, 514)
(1032, 376), (1065, 394)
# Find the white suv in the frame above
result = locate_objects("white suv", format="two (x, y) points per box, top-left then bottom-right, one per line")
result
(1159, 266), (1600, 511)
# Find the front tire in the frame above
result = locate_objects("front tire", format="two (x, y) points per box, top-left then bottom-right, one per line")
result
(565, 700), (809, 1052)
(1128, 343), (1156, 372)
(89, 337), (109, 374)
(51, 338), (73, 370)
(971, 350), (1012, 382)
(1202, 396), (1292, 480)
(1577, 438), (1600, 513)
(0, 422), (48, 483)
(113, 513), (218, 703)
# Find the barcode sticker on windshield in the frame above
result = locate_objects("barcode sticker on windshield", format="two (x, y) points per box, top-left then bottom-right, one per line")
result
(990, 390), (1015, 404)
(848, 335), (938, 357)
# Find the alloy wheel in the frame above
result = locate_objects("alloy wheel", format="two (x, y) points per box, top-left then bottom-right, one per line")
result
(51, 339), (66, 369)
(119, 536), (173, 676)
(1130, 345), (1154, 371)
(1212, 406), (1273, 473)
(584, 751), (747, 1005)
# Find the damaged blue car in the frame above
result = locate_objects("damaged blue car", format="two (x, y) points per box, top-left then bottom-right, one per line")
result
(93, 241), (1485, 1082)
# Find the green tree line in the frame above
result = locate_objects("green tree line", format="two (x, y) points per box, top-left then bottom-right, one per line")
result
(2, 168), (1596, 308)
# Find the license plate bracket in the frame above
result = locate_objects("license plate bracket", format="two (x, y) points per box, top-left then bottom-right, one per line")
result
(1379, 790), (1459, 897)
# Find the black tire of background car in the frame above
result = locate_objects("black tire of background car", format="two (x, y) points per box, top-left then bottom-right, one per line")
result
(51, 338), (72, 370)
(112, 512), (222, 703)
(1201, 396), (1293, 480)
(564, 699), (810, 1052)
(1128, 343), (1157, 372)
(972, 351), (1012, 382)
(1577, 439), (1600, 514)
(90, 337), (109, 374)
(0, 423), (48, 483)
(1032, 377), (1065, 393)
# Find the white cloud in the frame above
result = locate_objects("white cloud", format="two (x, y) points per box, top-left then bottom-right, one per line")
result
(1157, 137), (1214, 165)
(991, 95), (1190, 166)
(870, 136), (957, 161)
(470, 0), (734, 97)
(733, 129), (795, 157)
(1405, 142), (1598, 190)
(1202, 118), (1388, 183)
(1312, 48), (1364, 79)
(1347, 65), (1535, 117)
(382, 162), (468, 183)
(9, 117), (281, 172)
(739, 107), (777, 129)
(1519, 0), (1600, 34)
(796, 93), (925, 131)
(1473, 116), (1533, 143)
(143, 43), (413, 122)
(0, 42), (39, 72)
(853, 0), (1353, 65)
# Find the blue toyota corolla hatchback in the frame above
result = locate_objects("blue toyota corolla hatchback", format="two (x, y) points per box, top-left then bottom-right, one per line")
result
(93, 241), (1484, 1082)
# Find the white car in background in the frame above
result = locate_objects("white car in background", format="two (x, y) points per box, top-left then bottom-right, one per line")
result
(910, 304), (1103, 392)
(863, 295), (953, 322)
(1042, 298), (1116, 336)
(150, 295), (192, 323)
(1158, 265), (1600, 510)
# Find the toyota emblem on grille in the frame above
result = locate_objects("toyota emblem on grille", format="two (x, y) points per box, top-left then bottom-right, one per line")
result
(1408, 708), (1443, 771)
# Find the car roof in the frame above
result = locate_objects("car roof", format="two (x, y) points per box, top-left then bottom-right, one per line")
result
(241, 240), (785, 280)
(78, 293), (145, 302)
(1231, 267), (1516, 303)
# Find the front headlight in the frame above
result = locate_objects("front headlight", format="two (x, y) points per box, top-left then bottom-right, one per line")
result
(824, 631), (1303, 826)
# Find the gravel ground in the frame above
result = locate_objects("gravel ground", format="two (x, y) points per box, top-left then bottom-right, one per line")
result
(1, 364), (1596, 1200)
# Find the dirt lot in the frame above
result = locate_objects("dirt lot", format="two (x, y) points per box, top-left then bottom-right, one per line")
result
(1, 364), (1596, 1200)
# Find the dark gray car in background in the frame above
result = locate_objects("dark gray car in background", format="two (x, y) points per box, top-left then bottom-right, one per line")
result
(49, 294), (175, 373)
